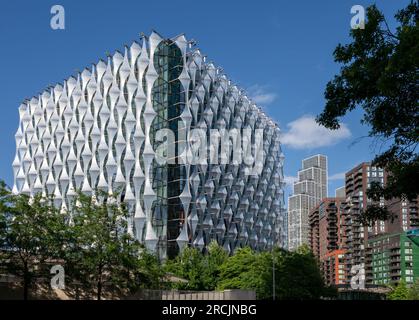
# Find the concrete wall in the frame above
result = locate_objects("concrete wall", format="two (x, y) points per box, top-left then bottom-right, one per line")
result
(162, 289), (256, 300)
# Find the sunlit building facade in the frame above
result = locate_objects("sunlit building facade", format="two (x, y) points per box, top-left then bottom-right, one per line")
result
(288, 154), (327, 251)
(12, 31), (287, 259)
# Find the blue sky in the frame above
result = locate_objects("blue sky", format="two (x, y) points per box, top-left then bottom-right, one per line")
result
(0, 0), (409, 199)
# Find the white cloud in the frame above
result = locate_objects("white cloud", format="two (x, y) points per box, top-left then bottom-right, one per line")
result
(284, 175), (298, 186)
(248, 85), (277, 105)
(329, 172), (345, 181)
(281, 115), (351, 149)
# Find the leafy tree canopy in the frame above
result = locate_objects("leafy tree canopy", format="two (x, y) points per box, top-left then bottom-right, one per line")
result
(407, 278), (419, 300)
(164, 241), (228, 291)
(217, 247), (271, 299)
(65, 190), (141, 300)
(0, 181), (67, 300)
(316, 2), (419, 225)
(388, 280), (409, 300)
(217, 245), (329, 300)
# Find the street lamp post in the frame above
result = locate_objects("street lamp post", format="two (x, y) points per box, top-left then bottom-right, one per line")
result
(272, 217), (276, 301)
(272, 254), (275, 300)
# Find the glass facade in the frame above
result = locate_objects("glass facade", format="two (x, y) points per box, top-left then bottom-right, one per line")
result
(151, 40), (186, 258)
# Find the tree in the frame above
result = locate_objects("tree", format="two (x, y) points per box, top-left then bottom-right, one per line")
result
(0, 181), (67, 300)
(316, 2), (419, 225)
(217, 245), (327, 300)
(217, 247), (272, 299)
(388, 280), (409, 300)
(164, 246), (206, 290)
(274, 245), (325, 300)
(202, 241), (228, 290)
(65, 191), (140, 300)
(0, 180), (9, 248)
(164, 241), (228, 291)
(407, 278), (419, 300)
(135, 248), (165, 290)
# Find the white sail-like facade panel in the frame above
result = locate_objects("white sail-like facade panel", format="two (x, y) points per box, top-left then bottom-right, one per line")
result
(13, 31), (287, 258)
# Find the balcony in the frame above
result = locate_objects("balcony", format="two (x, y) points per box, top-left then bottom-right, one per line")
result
(390, 263), (401, 269)
(390, 250), (400, 257)
(390, 269), (401, 276)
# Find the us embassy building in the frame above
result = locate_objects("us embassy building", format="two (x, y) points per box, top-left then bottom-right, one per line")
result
(12, 31), (287, 258)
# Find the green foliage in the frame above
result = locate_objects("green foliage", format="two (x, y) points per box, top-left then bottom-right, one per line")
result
(164, 246), (205, 290)
(217, 247), (272, 299)
(203, 241), (229, 290)
(64, 190), (141, 299)
(275, 245), (326, 300)
(407, 278), (419, 300)
(316, 2), (419, 225)
(0, 180), (10, 247)
(167, 244), (328, 300)
(0, 183), (162, 300)
(388, 279), (419, 300)
(217, 245), (328, 300)
(0, 180), (10, 248)
(0, 181), (67, 300)
(164, 241), (228, 291)
(0, 179), (328, 300)
(388, 280), (409, 300)
(135, 249), (165, 289)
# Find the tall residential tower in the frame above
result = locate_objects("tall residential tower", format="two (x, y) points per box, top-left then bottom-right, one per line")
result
(288, 154), (327, 251)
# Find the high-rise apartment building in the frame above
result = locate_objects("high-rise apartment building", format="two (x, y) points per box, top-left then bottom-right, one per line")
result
(288, 154), (327, 251)
(366, 231), (419, 285)
(343, 162), (419, 285)
(309, 162), (419, 287)
(342, 163), (376, 278)
(364, 196), (419, 285)
(12, 31), (287, 259)
(309, 197), (347, 286)
(309, 162), (419, 286)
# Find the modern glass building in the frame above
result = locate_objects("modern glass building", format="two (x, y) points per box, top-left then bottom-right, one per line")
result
(12, 31), (287, 259)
